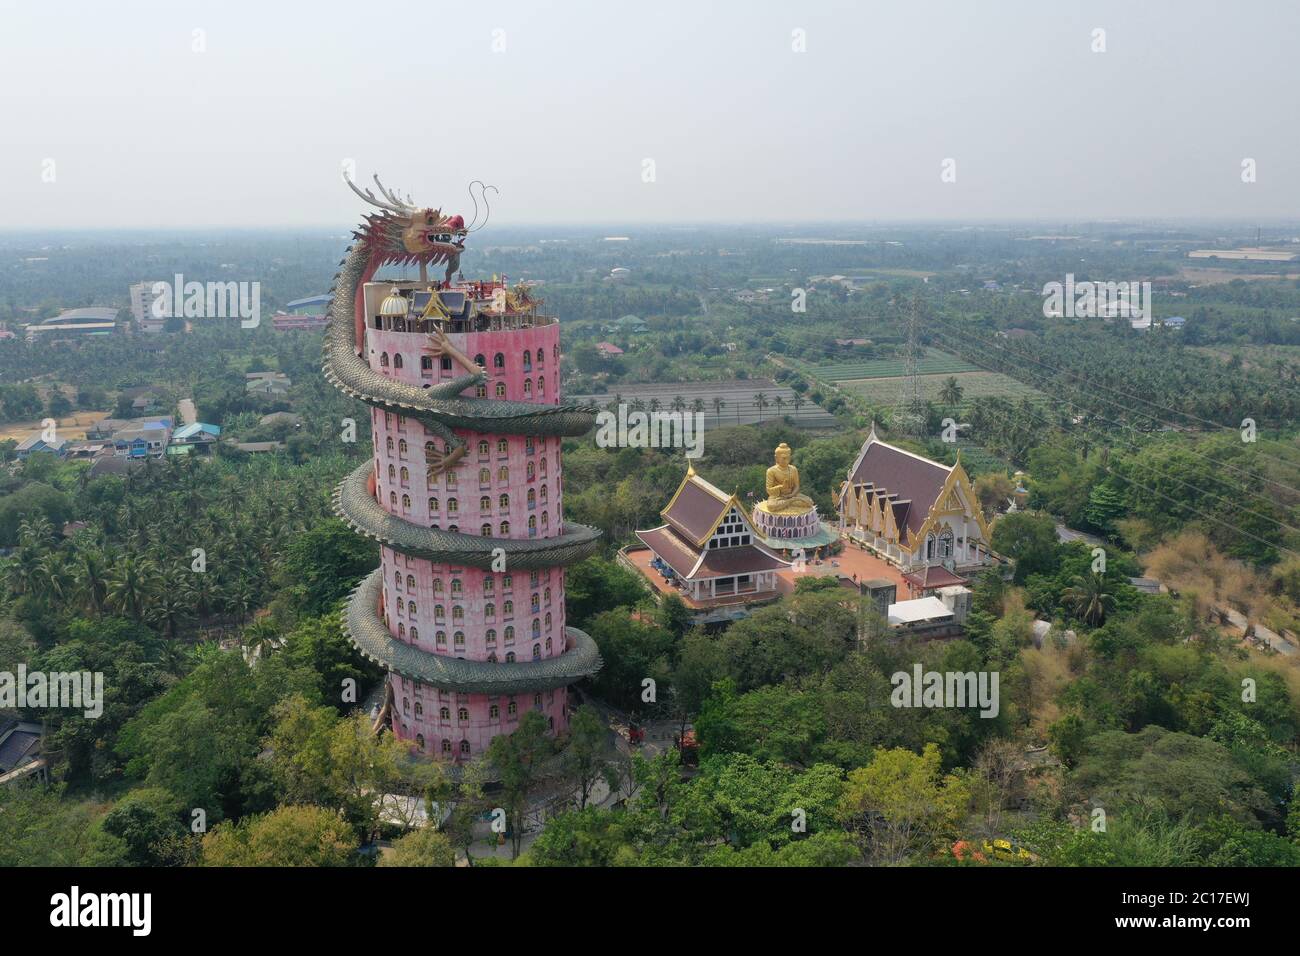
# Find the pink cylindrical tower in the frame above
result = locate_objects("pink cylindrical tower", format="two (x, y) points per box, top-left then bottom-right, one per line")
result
(325, 178), (602, 761)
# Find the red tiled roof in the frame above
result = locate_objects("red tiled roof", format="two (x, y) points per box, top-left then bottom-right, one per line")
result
(849, 437), (951, 538)
(696, 544), (789, 576)
(662, 476), (730, 544)
(635, 526), (702, 578)
(635, 525), (789, 581)
(903, 565), (968, 589)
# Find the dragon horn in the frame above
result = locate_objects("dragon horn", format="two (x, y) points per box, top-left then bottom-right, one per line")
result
(372, 174), (415, 211)
(342, 169), (407, 213)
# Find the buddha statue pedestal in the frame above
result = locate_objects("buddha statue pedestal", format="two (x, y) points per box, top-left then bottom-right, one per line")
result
(752, 501), (824, 541)
(751, 442), (837, 551)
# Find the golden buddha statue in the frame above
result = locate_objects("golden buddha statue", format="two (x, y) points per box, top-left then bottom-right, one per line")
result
(758, 443), (815, 516)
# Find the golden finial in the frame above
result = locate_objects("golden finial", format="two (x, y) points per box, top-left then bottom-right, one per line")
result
(686, 460), (696, 477)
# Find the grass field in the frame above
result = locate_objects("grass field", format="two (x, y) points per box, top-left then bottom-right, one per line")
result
(791, 348), (979, 382)
(571, 378), (839, 430)
(840, 371), (1045, 411)
(792, 348), (1046, 413)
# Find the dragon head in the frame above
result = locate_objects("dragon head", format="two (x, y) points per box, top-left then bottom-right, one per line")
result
(344, 171), (466, 266)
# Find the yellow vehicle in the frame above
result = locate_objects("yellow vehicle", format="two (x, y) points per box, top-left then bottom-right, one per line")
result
(982, 839), (1036, 862)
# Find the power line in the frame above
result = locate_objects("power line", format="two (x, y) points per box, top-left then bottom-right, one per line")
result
(928, 333), (1298, 558)
(926, 318), (1300, 500)
(925, 326), (1300, 546)
(931, 318), (1300, 476)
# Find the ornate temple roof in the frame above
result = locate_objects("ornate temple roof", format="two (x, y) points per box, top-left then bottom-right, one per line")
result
(661, 469), (735, 545)
(903, 564), (968, 590)
(636, 463), (790, 582)
(845, 426), (953, 538)
(633, 525), (788, 581)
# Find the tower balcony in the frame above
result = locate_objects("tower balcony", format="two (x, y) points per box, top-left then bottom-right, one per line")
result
(345, 568), (601, 695)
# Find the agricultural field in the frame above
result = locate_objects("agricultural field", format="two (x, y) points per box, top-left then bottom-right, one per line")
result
(840, 371), (1046, 412)
(790, 348), (979, 382)
(0, 410), (109, 443)
(570, 378), (839, 430)
(792, 348), (1046, 413)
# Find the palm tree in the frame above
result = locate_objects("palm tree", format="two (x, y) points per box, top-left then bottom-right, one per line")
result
(792, 394), (805, 420)
(106, 554), (157, 621)
(188, 568), (220, 620)
(712, 396), (725, 425)
(226, 581), (257, 625)
(1062, 572), (1118, 627)
(2, 544), (43, 599)
(146, 576), (194, 640)
(240, 616), (281, 663)
(36, 552), (71, 608)
(753, 392), (769, 422)
(72, 547), (110, 614)
(939, 376), (964, 409)
(773, 395), (786, 419)
(671, 395), (687, 414)
(691, 397), (705, 416)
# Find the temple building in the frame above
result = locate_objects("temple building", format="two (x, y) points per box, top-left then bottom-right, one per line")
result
(835, 425), (996, 595)
(632, 464), (790, 612)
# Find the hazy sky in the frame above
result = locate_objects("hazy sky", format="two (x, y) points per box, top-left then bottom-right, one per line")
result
(2, 0), (1297, 228)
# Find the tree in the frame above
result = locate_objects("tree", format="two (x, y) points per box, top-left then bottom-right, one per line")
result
(526, 806), (636, 866)
(0, 482), (72, 547)
(656, 593), (692, 639)
(990, 510), (1060, 583)
(973, 472), (1015, 515)
(486, 711), (555, 859)
(98, 787), (191, 867)
(265, 696), (442, 835)
(669, 632), (725, 738)
(105, 553), (157, 621)
(584, 610), (675, 713)
(938, 376), (964, 409)
(1070, 726), (1271, 825)
(1084, 481), (1127, 533)
(47, 390), (73, 419)
(276, 519), (376, 616)
(0, 783), (101, 866)
(970, 738), (1022, 835)
(837, 743), (971, 863)
(378, 827), (456, 867)
(1061, 571), (1118, 627)
(201, 805), (357, 866)
(563, 705), (612, 810)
